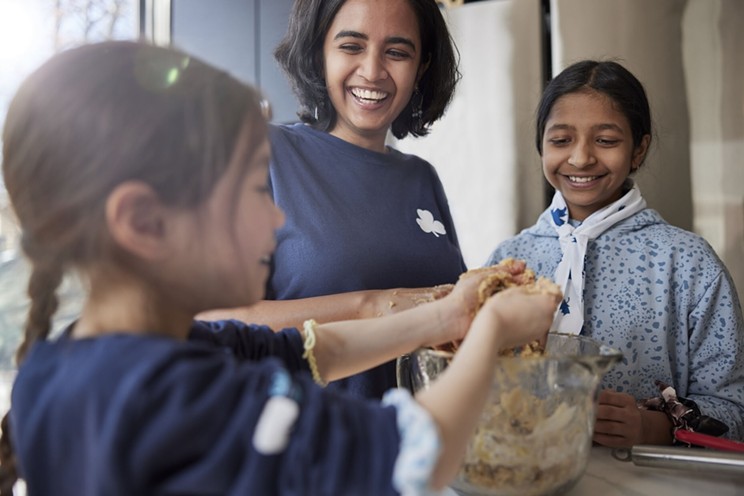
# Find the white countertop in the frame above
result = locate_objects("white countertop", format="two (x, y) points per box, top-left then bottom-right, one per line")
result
(443, 445), (744, 496)
(566, 446), (743, 495)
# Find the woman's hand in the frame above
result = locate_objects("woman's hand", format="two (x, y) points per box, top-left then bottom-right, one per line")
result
(363, 259), (561, 355)
(374, 285), (455, 317)
(370, 258), (536, 320)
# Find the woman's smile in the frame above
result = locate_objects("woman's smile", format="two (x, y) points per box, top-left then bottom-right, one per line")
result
(349, 87), (390, 106)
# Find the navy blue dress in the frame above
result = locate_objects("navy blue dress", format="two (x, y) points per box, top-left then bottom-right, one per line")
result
(10, 321), (401, 495)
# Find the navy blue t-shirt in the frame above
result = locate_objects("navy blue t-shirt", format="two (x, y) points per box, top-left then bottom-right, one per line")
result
(268, 124), (467, 399)
(10, 321), (401, 495)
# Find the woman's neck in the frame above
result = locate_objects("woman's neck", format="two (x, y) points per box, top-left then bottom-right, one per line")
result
(329, 127), (389, 154)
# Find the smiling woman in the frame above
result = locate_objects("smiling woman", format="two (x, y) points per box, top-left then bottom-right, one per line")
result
(199, 0), (468, 402)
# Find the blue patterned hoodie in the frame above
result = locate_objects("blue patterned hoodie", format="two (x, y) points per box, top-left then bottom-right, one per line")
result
(487, 208), (744, 440)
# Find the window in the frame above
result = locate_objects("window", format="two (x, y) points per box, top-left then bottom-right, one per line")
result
(0, 0), (140, 427)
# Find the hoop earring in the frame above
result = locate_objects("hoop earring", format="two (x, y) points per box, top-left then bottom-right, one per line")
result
(313, 105), (319, 121)
(411, 86), (423, 129)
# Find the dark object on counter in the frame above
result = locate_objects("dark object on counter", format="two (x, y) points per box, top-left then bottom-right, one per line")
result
(640, 380), (729, 441)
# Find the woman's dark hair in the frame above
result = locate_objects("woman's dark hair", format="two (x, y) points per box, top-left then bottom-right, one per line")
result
(0, 40), (267, 494)
(535, 60), (652, 158)
(274, 0), (461, 139)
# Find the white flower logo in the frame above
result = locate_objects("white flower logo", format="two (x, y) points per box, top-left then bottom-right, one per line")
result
(416, 209), (446, 237)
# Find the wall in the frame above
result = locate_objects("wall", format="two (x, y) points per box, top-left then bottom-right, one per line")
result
(147, 0), (299, 123)
(683, 0), (744, 308)
(393, 0), (545, 268)
(550, 0), (693, 232)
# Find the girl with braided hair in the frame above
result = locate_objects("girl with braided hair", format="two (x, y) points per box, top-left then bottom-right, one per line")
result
(0, 41), (558, 495)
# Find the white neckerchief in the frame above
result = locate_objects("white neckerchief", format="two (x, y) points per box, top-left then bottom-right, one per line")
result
(549, 182), (646, 334)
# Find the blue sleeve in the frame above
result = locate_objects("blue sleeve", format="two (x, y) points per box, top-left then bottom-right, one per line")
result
(126, 354), (402, 495)
(685, 269), (744, 440)
(189, 319), (308, 374)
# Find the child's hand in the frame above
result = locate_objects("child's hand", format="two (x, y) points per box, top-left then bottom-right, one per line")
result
(593, 389), (675, 447)
(593, 390), (644, 447)
(440, 263), (560, 347)
(438, 264), (527, 343)
(475, 286), (559, 350)
(450, 262), (528, 315)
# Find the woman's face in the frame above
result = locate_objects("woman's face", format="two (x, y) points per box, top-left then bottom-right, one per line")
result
(322, 0), (423, 152)
(541, 91), (649, 221)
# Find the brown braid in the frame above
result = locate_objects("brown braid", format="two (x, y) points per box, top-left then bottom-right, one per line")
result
(0, 414), (17, 496)
(0, 257), (63, 494)
(16, 260), (63, 364)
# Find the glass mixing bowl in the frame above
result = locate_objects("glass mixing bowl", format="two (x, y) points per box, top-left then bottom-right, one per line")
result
(396, 333), (623, 496)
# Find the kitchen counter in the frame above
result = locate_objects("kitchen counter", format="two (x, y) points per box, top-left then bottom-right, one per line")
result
(566, 446), (743, 495)
(443, 445), (744, 496)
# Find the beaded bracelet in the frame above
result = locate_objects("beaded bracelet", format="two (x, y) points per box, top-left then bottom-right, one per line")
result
(302, 319), (327, 387)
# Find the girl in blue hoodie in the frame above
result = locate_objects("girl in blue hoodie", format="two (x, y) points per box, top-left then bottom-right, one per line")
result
(487, 60), (744, 447)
